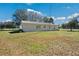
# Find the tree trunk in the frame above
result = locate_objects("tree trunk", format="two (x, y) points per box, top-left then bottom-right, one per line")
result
(70, 27), (72, 31)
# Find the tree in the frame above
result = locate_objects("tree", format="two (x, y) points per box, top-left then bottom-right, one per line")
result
(43, 17), (54, 23)
(68, 19), (78, 31)
(5, 22), (16, 28)
(0, 24), (4, 30)
(43, 17), (49, 23)
(13, 9), (27, 27)
(48, 17), (54, 24)
(62, 23), (69, 29)
(62, 24), (66, 29)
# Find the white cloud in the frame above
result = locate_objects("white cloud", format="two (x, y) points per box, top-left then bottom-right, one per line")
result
(51, 16), (66, 21)
(73, 13), (79, 17)
(67, 15), (73, 19)
(51, 16), (54, 19)
(27, 9), (43, 15)
(67, 13), (79, 20)
(55, 17), (66, 20)
(6, 20), (12, 22)
(27, 9), (34, 12)
(65, 21), (69, 23)
(51, 16), (55, 20)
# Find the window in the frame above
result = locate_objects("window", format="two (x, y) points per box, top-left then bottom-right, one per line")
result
(36, 25), (41, 29)
(43, 25), (46, 28)
(49, 26), (51, 29)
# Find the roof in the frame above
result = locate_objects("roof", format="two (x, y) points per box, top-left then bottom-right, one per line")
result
(21, 21), (58, 26)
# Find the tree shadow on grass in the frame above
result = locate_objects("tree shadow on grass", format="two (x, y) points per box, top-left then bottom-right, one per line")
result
(9, 29), (24, 34)
(9, 30), (59, 34)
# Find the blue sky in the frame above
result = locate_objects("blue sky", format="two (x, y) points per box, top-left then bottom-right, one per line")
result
(0, 3), (79, 24)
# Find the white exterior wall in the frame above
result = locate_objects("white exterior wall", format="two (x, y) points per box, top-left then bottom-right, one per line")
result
(21, 23), (36, 31)
(21, 21), (59, 32)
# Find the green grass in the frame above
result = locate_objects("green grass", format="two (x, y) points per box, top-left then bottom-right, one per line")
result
(0, 30), (79, 55)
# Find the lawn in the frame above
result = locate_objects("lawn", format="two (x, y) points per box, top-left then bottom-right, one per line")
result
(0, 30), (79, 56)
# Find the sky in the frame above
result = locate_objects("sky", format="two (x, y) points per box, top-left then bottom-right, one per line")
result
(0, 3), (79, 24)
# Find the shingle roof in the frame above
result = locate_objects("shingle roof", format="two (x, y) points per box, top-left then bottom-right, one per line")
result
(21, 21), (58, 26)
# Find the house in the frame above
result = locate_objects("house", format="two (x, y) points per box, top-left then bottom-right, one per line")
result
(18, 9), (59, 32)
(20, 21), (59, 32)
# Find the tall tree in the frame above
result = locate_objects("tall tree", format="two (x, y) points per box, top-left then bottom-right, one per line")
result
(68, 19), (78, 31)
(43, 17), (54, 23)
(48, 17), (54, 24)
(43, 17), (49, 23)
(13, 9), (27, 27)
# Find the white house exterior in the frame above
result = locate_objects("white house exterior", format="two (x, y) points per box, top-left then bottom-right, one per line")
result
(18, 9), (59, 32)
(20, 21), (59, 32)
